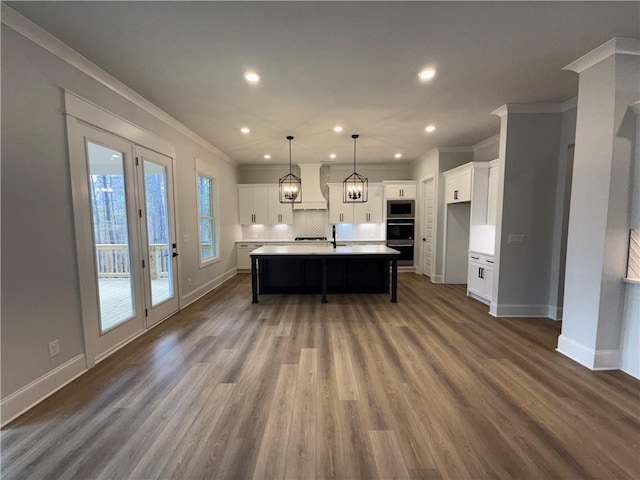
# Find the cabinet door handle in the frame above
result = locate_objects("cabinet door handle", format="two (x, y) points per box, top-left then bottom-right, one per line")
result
(471, 256), (479, 260)
(479, 267), (484, 279)
(454, 190), (459, 200)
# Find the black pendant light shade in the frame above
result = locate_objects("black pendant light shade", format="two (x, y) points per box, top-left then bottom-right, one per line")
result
(343, 134), (368, 203)
(279, 135), (302, 204)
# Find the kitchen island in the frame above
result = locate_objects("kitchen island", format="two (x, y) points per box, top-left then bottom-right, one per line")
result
(250, 245), (400, 303)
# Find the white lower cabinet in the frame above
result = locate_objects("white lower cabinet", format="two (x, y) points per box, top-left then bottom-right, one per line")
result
(467, 252), (495, 304)
(237, 243), (264, 270)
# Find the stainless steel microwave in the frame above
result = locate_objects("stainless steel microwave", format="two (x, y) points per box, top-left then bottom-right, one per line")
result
(387, 200), (415, 218)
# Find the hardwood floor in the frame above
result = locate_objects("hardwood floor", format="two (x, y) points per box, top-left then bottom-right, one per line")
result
(2, 273), (639, 479)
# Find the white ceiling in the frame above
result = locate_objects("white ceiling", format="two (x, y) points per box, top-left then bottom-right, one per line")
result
(7, 2), (639, 164)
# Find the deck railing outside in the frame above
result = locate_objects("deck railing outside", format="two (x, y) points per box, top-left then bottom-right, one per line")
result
(96, 244), (170, 279)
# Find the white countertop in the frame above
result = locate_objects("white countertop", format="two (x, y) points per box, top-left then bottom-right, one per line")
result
(238, 239), (385, 243)
(250, 245), (399, 256)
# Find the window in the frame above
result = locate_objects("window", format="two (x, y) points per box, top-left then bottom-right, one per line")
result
(197, 173), (218, 264)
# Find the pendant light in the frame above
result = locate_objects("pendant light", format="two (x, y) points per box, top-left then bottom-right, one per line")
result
(279, 135), (302, 204)
(343, 134), (368, 203)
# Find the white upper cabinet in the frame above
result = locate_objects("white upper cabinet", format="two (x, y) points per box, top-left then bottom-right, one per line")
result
(268, 186), (294, 224)
(353, 185), (383, 223)
(384, 182), (416, 199)
(329, 183), (354, 224)
(238, 186), (269, 224)
(444, 165), (472, 204)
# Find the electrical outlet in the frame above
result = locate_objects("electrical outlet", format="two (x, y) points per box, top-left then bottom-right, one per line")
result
(48, 340), (60, 358)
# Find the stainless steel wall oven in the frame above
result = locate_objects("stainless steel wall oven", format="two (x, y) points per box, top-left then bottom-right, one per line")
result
(386, 217), (415, 266)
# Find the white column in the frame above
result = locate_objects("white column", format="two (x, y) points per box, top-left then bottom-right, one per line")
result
(557, 38), (640, 370)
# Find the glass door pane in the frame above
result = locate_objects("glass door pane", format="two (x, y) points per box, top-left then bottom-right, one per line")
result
(86, 142), (135, 332)
(143, 160), (174, 306)
(137, 146), (179, 327)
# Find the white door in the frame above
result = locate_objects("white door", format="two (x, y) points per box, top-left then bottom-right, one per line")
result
(422, 178), (435, 277)
(69, 123), (178, 365)
(136, 146), (179, 327)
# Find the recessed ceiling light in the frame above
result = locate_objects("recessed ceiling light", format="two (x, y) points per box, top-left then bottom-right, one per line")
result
(264, 154), (271, 159)
(418, 67), (436, 81)
(241, 127), (250, 134)
(333, 126), (343, 133)
(244, 71), (260, 84)
(425, 125), (436, 133)
(329, 154), (337, 159)
(394, 153), (402, 159)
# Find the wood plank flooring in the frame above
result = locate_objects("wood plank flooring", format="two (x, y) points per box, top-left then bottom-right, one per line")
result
(2, 273), (639, 479)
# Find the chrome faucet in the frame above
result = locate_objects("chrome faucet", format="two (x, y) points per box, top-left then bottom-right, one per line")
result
(332, 225), (337, 248)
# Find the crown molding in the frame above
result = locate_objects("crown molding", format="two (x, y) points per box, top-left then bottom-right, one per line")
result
(491, 105), (509, 118)
(472, 134), (500, 152)
(1, 4), (233, 163)
(437, 147), (473, 153)
(492, 103), (567, 117)
(564, 37), (640, 74)
(561, 97), (578, 112)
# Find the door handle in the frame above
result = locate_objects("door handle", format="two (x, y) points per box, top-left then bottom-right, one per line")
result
(422, 238), (426, 241)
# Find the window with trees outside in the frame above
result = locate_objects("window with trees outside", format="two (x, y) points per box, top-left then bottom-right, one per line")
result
(197, 173), (218, 264)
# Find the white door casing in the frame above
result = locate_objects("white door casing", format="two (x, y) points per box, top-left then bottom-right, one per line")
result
(422, 178), (435, 277)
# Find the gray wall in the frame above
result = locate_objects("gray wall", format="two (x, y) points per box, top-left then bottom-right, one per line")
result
(495, 112), (562, 310)
(1, 25), (238, 398)
(547, 107), (577, 316)
(473, 136), (500, 162)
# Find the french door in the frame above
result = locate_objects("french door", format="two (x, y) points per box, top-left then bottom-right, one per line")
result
(70, 123), (178, 365)
(136, 146), (179, 327)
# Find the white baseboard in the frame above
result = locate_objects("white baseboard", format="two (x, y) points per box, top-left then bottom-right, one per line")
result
(547, 305), (563, 321)
(1, 354), (87, 427)
(431, 274), (444, 283)
(489, 303), (550, 318)
(181, 267), (237, 308)
(556, 335), (622, 371)
(468, 291), (491, 306)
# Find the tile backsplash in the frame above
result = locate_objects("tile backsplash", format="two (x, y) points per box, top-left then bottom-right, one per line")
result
(242, 210), (385, 241)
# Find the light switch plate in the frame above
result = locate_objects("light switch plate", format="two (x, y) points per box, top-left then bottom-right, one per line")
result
(508, 234), (525, 245)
